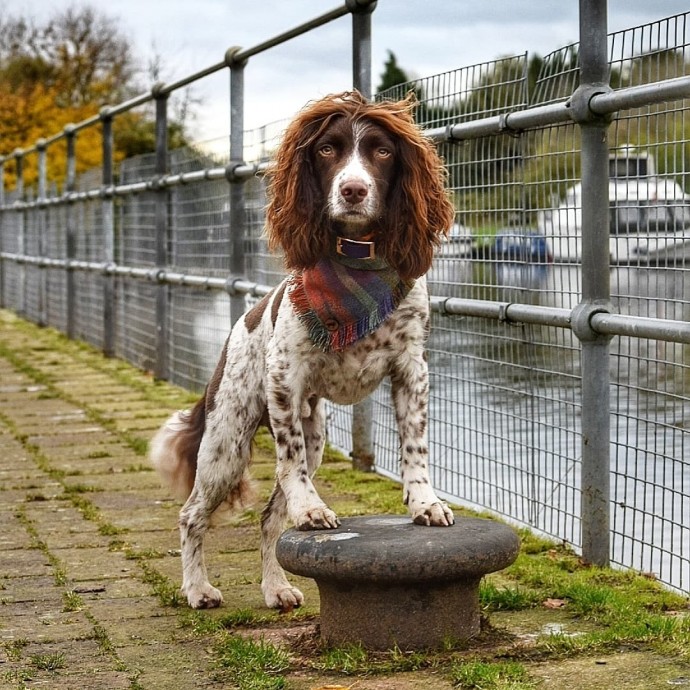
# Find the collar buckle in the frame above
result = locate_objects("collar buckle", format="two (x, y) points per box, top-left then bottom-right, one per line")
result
(336, 236), (376, 260)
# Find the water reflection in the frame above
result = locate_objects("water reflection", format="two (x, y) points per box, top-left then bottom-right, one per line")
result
(426, 258), (690, 591)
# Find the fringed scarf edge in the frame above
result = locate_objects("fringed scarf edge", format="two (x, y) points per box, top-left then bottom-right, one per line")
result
(288, 263), (413, 353)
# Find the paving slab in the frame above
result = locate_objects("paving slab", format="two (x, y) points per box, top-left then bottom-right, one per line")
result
(1, 309), (687, 690)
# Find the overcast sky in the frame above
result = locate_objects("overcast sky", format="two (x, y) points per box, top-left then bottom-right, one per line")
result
(7, 0), (690, 148)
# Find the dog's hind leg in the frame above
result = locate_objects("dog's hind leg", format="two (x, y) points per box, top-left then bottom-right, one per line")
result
(260, 398), (326, 611)
(179, 400), (258, 609)
(179, 483), (225, 609)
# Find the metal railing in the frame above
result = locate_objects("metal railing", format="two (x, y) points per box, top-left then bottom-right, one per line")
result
(1, 1), (688, 593)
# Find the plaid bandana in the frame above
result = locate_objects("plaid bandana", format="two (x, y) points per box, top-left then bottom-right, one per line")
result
(288, 254), (414, 353)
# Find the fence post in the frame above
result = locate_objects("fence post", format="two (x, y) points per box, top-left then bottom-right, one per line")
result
(153, 85), (170, 380)
(571, 0), (614, 567)
(0, 157), (4, 308)
(226, 48), (249, 326)
(349, 0), (377, 472)
(101, 108), (116, 357)
(64, 125), (77, 339)
(349, 0), (376, 97)
(36, 139), (48, 326)
(14, 150), (26, 317)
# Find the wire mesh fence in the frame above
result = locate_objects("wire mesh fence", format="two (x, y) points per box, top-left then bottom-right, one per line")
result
(0, 7), (688, 593)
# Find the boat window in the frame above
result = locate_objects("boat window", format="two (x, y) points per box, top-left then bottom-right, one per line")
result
(609, 157), (648, 178)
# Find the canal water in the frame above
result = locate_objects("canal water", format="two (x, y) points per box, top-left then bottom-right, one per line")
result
(381, 259), (690, 592)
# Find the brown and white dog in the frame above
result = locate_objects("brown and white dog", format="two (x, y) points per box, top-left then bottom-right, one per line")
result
(150, 91), (456, 611)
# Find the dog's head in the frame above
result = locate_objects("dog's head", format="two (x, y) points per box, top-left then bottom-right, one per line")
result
(266, 91), (455, 281)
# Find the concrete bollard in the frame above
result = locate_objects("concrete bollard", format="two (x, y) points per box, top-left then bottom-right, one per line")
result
(276, 514), (520, 650)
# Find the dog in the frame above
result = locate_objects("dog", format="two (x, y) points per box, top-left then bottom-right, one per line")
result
(150, 91), (456, 611)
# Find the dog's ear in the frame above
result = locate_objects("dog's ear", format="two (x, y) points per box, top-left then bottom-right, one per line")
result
(265, 105), (335, 271)
(371, 95), (456, 281)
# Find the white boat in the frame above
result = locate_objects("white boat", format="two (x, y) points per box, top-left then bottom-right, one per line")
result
(538, 147), (690, 264)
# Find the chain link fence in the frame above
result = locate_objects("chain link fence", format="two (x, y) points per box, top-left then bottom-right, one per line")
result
(1, 3), (688, 593)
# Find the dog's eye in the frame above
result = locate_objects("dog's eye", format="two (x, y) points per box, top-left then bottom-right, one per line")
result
(376, 147), (392, 158)
(318, 144), (335, 157)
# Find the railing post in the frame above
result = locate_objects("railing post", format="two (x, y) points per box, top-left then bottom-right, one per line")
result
(14, 149), (26, 317)
(349, 0), (376, 98)
(349, 0), (377, 471)
(153, 85), (170, 380)
(64, 125), (77, 339)
(0, 156), (5, 308)
(36, 139), (48, 326)
(571, 0), (614, 567)
(226, 48), (249, 326)
(101, 108), (116, 357)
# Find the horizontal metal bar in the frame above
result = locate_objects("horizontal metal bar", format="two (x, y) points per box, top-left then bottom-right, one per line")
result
(159, 61), (227, 96)
(429, 294), (690, 343)
(109, 264), (154, 279)
(227, 278), (273, 298)
(0, 161), (273, 212)
(142, 3), (362, 95)
(426, 75), (690, 144)
(68, 114), (102, 135)
(430, 296), (572, 327)
(4, 250), (688, 343)
(234, 4), (352, 63)
(163, 271), (227, 289)
(590, 312), (690, 344)
(11, 111), (114, 155)
(102, 93), (154, 118)
(0, 253), (107, 272)
(112, 181), (150, 196)
(590, 74), (690, 115)
(426, 102), (571, 143)
(43, 131), (67, 148)
(4, 72), (687, 174)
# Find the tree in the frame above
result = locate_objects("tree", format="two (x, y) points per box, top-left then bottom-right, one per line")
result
(0, 6), (136, 107)
(376, 50), (427, 125)
(0, 5), (191, 189)
(377, 51), (412, 94)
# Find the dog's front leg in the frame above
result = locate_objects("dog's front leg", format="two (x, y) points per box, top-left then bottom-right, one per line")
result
(391, 357), (454, 527)
(261, 396), (330, 610)
(267, 374), (338, 531)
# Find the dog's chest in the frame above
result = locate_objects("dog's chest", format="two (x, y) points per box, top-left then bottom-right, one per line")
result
(307, 320), (405, 405)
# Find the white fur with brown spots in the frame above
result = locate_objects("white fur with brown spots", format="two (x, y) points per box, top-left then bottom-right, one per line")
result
(149, 91), (455, 611)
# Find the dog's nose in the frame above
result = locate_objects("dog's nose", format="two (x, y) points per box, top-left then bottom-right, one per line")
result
(340, 180), (368, 204)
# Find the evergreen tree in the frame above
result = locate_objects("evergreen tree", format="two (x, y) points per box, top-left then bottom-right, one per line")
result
(377, 50), (411, 94)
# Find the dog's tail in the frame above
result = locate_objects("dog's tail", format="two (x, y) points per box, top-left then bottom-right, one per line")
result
(149, 395), (254, 513)
(149, 397), (205, 502)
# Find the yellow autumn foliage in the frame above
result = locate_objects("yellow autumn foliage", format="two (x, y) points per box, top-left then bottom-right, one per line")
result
(0, 81), (141, 192)
(0, 6), (172, 194)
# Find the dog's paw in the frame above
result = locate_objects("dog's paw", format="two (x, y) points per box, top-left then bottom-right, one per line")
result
(412, 501), (454, 527)
(263, 584), (305, 613)
(295, 506), (340, 530)
(184, 583), (224, 609)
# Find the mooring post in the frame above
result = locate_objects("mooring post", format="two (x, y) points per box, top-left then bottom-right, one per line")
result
(278, 515), (520, 650)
